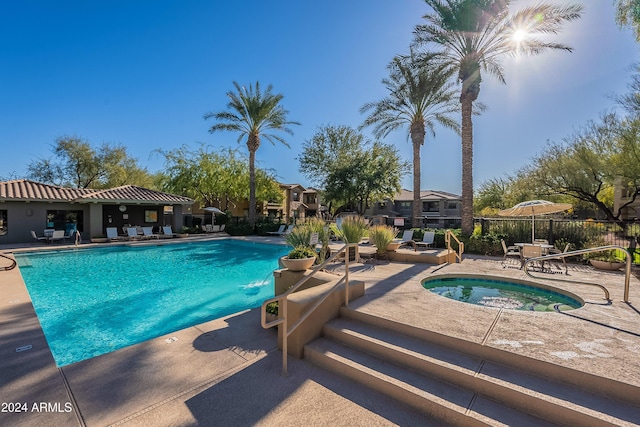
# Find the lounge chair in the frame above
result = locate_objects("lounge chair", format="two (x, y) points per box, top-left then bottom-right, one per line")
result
(203, 224), (213, 233)
(161, 226), (175, 238)
(31, 230), (48, 243)
(281, 224), (295, 236)
(127, 227), (141, 240)
(394, 230), (416, 251)
(50, 230), (66, 243)
(415, 231), (435, 249)
(142, 227), (159, 239)
(501, 239), (520, 268)
(210, 225), (221, 232)
(106, 227), (125, 242)
(267, 225), (286, 235)
(217, 224), (226, 233)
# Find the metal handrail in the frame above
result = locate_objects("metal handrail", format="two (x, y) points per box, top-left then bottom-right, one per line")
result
(523, 245), (632, 302)
(261, 243), (355, 375)
(0, 253), (17, 271)
(445, 230), (464, 263)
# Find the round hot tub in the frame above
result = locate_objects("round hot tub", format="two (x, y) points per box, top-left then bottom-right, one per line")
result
(422, 275), (583, 312)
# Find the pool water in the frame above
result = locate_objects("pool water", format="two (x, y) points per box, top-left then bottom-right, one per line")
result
(422, 277), (582, 312)
(16, 239), (290, 366)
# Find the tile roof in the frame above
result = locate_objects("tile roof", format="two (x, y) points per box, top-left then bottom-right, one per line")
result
(0, 180), (193, 205)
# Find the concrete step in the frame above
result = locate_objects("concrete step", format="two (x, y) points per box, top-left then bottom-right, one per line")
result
(305, 338), (552, 427)
(304, 312), (640, 426)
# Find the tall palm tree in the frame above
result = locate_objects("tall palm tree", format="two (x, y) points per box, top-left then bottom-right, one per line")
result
(360, 54), (460, 227)
(413, 0), (583, 235)
(204, 81), (299, 227)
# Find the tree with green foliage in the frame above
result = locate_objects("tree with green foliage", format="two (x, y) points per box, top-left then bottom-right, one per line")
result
(360, 54), (460, 226)
(156, 145), (282, 211)
(298, 125), (409, 215)
(615, 0), (640, 41)
(204, 81), (299, 227)
(413, 0), (583, 235)
(27, 136), (153, 189)
(527, 114), (638, 225)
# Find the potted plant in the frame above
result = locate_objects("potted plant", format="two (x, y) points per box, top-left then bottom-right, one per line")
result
(369, 225), (397, 258)
(176, 226), (190, 238)
(585, 250), (625, 271)
(335, 216), (369, 261)
(280, 246), (317, 271)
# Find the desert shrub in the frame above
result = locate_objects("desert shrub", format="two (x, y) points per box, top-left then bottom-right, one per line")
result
(369, 225), (397, 254)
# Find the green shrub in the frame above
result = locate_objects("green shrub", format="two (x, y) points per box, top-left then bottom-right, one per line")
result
(336, 216), (369, 244)
(285, 226), (313, 248)
(287, 246), (317, 259)
(369, 225), (397, 254)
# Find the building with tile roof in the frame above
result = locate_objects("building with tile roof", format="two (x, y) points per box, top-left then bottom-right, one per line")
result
(0, 180), (194, 244)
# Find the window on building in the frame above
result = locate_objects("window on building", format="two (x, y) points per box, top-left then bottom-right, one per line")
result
(292, 191), (300, 202)
(447, 202), (458, 210)
(304, 194), (316, 204)
(46, 210), (84, 234)
(424, 201), (439, 212)
(0, 210), (7, 236)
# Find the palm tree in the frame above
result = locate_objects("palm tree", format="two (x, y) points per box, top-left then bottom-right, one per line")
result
(204, 81), (299, 227)
(360, 54), (460, 227)
(413, 0), (583, 235)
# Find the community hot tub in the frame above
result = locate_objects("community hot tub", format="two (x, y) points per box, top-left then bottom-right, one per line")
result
(422, 274), (583, 312)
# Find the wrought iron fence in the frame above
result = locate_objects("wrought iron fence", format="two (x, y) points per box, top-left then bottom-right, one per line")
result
(477, 217), (640, 252)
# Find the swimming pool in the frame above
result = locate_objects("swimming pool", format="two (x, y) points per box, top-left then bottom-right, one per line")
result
(422, 275), (583, 312)
(16, 239), (290, 366)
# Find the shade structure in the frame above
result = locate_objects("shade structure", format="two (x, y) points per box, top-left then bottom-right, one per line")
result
(497, 200), (572, 243)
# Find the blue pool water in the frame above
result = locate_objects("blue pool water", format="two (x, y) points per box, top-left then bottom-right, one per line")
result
(422, 276), (582, 312)
(16, 239), (290, 366)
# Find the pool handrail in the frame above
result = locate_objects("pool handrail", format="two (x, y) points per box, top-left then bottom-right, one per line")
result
(523, 245), (632, 303)
(445, 230), (464, 263)
(261, 242), (354, 376)
(0, 253), (17, 271)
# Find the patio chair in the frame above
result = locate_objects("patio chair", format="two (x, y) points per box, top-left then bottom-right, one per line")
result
(203, 224), (213, 233)
(520, 244), (543, 270)
(127, 227), (141, 240)
(501, 239), (520, 268)
(547, 243), (571, 274)
(31, 230), (48, 243)
(161, 226), (176, 238)
(142, 227), (159, 239)
(106, 227), (125, 241)
(281, 224), (295, 236)
(50, 230), (66, 243)
(210, 225), (221, 232)
(267, 225), (286, 235)
(217, 224), (226, 233)
(394, 230), (416, 251)
(415, 231), (435, 249)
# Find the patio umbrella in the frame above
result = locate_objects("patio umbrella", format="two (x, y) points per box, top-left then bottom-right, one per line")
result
(202, 206), (224, 214)
(202, 206), (224, 225)
(497, 200), (572, 243)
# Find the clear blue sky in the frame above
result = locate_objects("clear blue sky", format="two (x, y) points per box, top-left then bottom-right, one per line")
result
(0, 1), (637, 195)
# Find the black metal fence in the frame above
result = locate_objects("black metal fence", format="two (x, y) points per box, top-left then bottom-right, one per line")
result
(477, 217), (640, 251)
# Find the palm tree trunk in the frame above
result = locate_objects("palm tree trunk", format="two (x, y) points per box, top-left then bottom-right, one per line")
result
(248, 149), (256, 228)
(461, 94), (474, 236)
(410, 124), (424, 228)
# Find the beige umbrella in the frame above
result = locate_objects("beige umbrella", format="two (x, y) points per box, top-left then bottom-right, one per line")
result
(498, 200), (572, 243)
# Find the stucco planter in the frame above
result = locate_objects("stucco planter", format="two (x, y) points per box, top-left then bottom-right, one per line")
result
(90, 237), (108, 243)
(280, 256), (315, 271)
(589, 259), (624, 271)
(386, 242), (401, 251)
(176, 233), (189, 238)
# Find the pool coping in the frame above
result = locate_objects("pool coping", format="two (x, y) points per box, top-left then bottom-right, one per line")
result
(1, 236), (640, 426)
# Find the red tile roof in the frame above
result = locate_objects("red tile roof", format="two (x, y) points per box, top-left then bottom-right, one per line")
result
(0, 180), (193, 205)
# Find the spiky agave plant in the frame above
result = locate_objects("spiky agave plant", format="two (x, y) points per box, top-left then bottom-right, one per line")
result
(369, 225), (397, 254)
(336, 216), (370, 244)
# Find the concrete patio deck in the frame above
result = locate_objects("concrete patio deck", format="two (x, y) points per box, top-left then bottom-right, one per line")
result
(1, 236), (639, 426)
